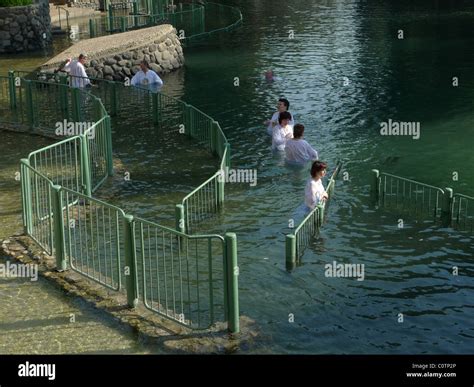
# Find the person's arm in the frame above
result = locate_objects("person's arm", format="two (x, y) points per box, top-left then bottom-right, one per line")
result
(306, 142), (319, 160)
(130, 72), (139, 86)
(272, 127), (285, 148)
(63, 58), (72, 72)
(151, 72), (163, 87)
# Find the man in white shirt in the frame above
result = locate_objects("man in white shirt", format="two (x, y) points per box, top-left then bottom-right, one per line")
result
(131, 60), (164, 88)
(304, 160), (328, 210)
(64, 53), (91, 88)
(272, 111), (293, 151)
(265, 98), (295, 135)
(285, 124), (318, 165)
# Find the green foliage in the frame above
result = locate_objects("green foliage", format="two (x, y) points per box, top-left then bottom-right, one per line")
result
(0, 0), (33, 7)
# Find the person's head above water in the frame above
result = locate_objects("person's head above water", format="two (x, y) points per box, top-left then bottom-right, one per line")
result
(310, 160), (328, 179)
(277, 98), (290, 112)
(278, 111), (292, 125)
(140, 60), (150, 72)
(264, 70), (274, 81)
(293, 124), (304, 139)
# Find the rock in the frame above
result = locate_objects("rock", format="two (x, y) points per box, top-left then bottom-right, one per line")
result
(118, 60), (128, 66)
(122, 67), (131, 77)
(112, 64), (122, 72)
(149, 63), (161, 73)
(170, 58), (179, 68)
(161, 50), (172, 61)
(154, 51), (163, 61)
(90, 59), (98, 67)
(104, 75), (113, 81)
(122, 52), (132, 60)
(14, 34), (24, 42)
(104, 57), (117, 65)
(103, 65), (114, 75)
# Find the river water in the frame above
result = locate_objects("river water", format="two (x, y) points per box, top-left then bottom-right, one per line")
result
(1, 0), (474, 354)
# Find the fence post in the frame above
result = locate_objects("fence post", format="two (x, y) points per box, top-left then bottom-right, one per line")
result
(152, 92), (159, 124)
(371, 169), (380, 202)
(224, 142), (231, 168)
(224, 233), (240, 334)
(51, 184), (67, 271)
(58, 73), (69, 116)
(71, 87), (81, 122)
(80, 134), (92, 196)
(285, 234), (296, 271)
(108, 4), (114, 31)
(121, 16), (127, 32)
(105, 115), (114, 176)
(317, 203), (325, 226)
(123, 214), (139, 308)
(20, 159), (33, 234)
(441, 187), (453, 227)
(89, 18), (95, 38)
(25, 80), (34, 129)
(110, 82), (118, 117)
(175, 204), (185, 234)
(210, 121), (217, 155)
(217, 167), (225, 207)
(8, 70), (16, 109)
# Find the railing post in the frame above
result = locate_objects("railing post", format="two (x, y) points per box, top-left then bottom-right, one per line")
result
(20, 159), (33, 234)
(108, 4), (114, 31)
(175, 204), (185, 234)
(89, 18), (95, 38)
(25, 80), (34, 129)
(8, 70), (17, 109)
(210, 121), (217, 155)
(80, 134), (92, 196)
(152, 92), (159, 124)
(217, 168), (225, 207)
(317, 203), (325, 226)
(71, 87), (81, 122)
(121, 16), (127, 32)
(224, 142), (231, 168)
(51, 184), (67, 271)
(111, 82), (118, 117)
(58, 73), (69, 116)
(104, 115), (114, 176)
(441, 187), (453, 227)
(371, 169), (380, 202)
(224, 233), (239, 334)
(123, 214), (139, 308)
(285, 234), (296, 271)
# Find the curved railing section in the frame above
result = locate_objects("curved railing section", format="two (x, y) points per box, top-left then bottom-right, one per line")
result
(371, 170), (474, 233)
(89, 1), (243, 45)
(285, 162), (342, 270)
(0, 71), (240, 333)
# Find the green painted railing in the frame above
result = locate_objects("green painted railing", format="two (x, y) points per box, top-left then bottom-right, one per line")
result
(451, 194), (474, 233)
(1, 72), (239, 333)
(88, 2), (242, 45)
(371, 170), (473, 233)
(285, 162), (342, 270)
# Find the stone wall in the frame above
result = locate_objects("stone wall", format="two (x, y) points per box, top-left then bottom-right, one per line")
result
(41, 24), (184, 80)
(0, 0), (52, 53)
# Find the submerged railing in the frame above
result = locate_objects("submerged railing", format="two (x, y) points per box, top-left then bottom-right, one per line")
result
(285, 162), (342, 270)
(1, 71), (239, 333)
(371, 170), (473, 233)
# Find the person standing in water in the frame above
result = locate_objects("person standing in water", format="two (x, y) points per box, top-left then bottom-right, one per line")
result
(304, 160), (329, 210)
(131, 60), (164, 88)
(285, 124), (319, 165)
(272, 111), (294, 151)
(264, 98), (295, 136)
